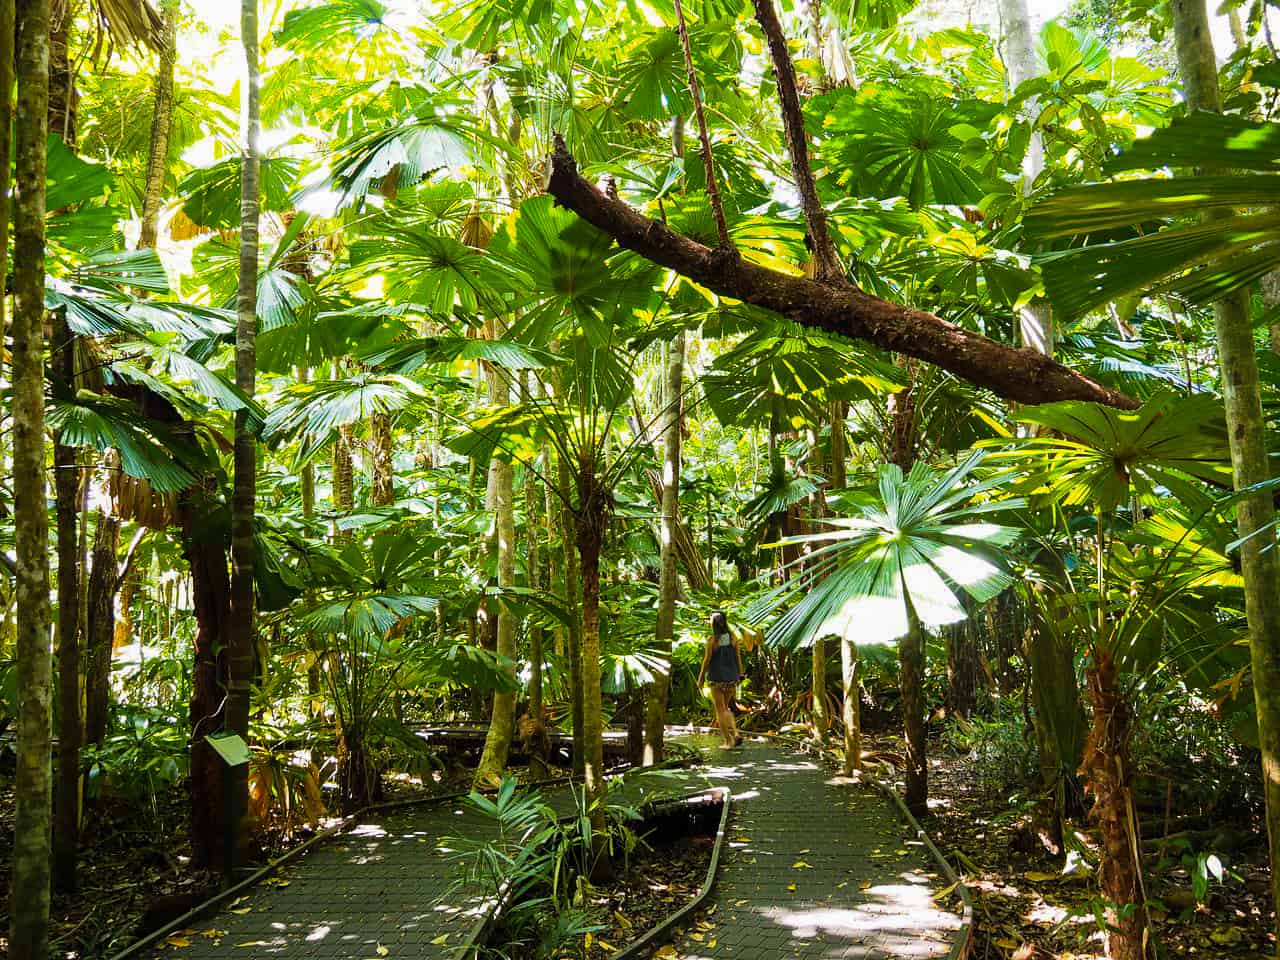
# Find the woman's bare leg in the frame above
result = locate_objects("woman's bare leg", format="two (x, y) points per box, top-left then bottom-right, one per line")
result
(712, 688), (737, 746)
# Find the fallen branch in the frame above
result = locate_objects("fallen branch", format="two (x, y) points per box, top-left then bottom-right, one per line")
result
(543, 138), (1138, 410)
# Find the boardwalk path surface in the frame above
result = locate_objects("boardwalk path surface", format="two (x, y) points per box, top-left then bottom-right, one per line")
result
(149, 737), (961, 958)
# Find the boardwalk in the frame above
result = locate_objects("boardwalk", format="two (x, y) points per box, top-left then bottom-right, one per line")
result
(665, 740), (963, 959)
(145, 738), (961, 959)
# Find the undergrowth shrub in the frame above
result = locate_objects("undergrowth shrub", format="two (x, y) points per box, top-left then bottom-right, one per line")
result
(941, 696), (1038, 801)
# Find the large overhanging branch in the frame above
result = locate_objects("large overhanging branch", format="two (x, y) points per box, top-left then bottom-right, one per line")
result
(544, 138), (1138, 411)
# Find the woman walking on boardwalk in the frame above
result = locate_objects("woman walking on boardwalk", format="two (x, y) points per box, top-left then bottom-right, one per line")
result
(697, 611), (744, 749)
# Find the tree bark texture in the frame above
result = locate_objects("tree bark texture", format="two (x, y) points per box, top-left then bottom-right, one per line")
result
(183, 486), (232, 869)
(84, 511), (121, 748)
(51, 310), (81, 892)
(752, 0), (841, 281)
(558, 443), (586, 777)
(645, 331), (685, 766)
(1082, 651), (1150, 960)
(10, 0), (53, 953)
(944, 614), (981, 720)
(476, 333), (519, 786)
(333, 424), (354, 543)
(576, 456), (609, 867)
(138, 0), (178, 249)
(544, 141), (1136, 411)
(0, 0), (13, 483)
(900, 591), (927, 815)
(370, 412), (394, 507)
(840, 633), (861, 775)
(1172, 0), (1280, 944)
(226, 0), (260, 860)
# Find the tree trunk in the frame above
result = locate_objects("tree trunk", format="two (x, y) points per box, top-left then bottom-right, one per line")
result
(997, 0), (1055, 357)
(840, 633), (861, 775)
(84, 511), (121, 748)
(0, 0), (12, 486)
(944, 614), (981, 720)
(811, 638), (828, 745)
(526, 444), (547, 773)
(475, 332), (519, 787)
(183, 488), (231, 870)
(1172, 2), (1280, 945)
(138, 0), (178, 249)
(1025, 610), (1086, 816)
(225, 0), (260, 866)
(47, 0), (71, 145)
(51, 310), (81, 893)
(892, 363), (927, 813)
(1082, 650), (1150, 960)
(9, 0), (53, 952)
(545, 143), (1136, 410)
(576, 455), (609, 875)
(645, 331), (685, 766)
(559, 449), (586, 777)
(370, 412), (393, 507)
(900, 589), (927, 815)
(333, 424), (354, 543)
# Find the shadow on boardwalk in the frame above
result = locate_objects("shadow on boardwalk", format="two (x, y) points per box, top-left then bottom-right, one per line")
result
(145, 737), (960, 959)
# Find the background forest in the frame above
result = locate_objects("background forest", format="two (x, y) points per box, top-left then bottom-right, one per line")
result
(3, 0), (1280, 957)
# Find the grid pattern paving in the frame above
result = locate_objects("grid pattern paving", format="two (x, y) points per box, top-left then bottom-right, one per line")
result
(146, 739), (961, 959)
(665, 739), (962, 960)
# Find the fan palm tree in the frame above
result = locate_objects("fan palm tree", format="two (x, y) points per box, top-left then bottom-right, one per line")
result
(752, 450), (1024, 811)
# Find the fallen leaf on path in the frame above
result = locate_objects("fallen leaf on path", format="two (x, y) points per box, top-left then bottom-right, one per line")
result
(787, 883), (797, 892)
(792, 861), (813, 869)
(376, 945), (389, 957)
(430, 934), (450, 945)
(1023, 872), (1057, 883)
(933, 882), (959, 900)
(164, 936), (191, 948)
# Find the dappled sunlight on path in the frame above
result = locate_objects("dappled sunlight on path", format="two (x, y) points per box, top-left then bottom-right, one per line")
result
(146, 738), (959, 959)
(664, 738), (962, 959)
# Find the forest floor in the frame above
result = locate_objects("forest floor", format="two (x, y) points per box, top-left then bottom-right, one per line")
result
(921, 739), (1275, 959)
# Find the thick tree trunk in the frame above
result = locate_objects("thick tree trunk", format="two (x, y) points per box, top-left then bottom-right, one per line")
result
(645, 331), (685, 766)
(138, 0), (177, 249)
(544, 144), (1136, 410)
(944, 614), (981, 720)
(84, 512), (121, 748)
(1082, 651), (1150, 960)
(51, 310), (81, 892)
(1172, 2), (1280, 946)
(811, 638), (828, 745)
(9, 0), (53, 953)
(333, 423), (354, 542)
(475, 334), (519, 787)
(225, 0), (260, 864)
(183, 490), (231, 870)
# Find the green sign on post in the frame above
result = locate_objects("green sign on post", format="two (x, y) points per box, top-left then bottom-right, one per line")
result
(205, 731), (251, 884)
(205, 731), (251, 767)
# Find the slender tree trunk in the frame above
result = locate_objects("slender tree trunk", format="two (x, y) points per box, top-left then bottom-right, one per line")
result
(0, 0), (13, 484)
(558, 448), (586, 777)
(840, 631), (861, 775)
(9, 0), (53, 952)
(997, 0), (1055, 357)
(645, 332), (685, 765)
(527, 446), (546, 773)
(333, 423), (354, 543)
(475, 336), (519, 786)
(47, 0), (71, 144)
(138, 0), (178, 249)
(84, 511), (121, 748)
(370, 413), (393, 507)
(900, 589), (927, 814)
(1082, 650), (1149, 960)
(890, 362), (927, 811)
(51, 311), (81, 893)
(1025, 608), (1085, 817)
(1173, 3), (1280, 947)
(225, 0), (260, 867)
(576, 457), (609, 876)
